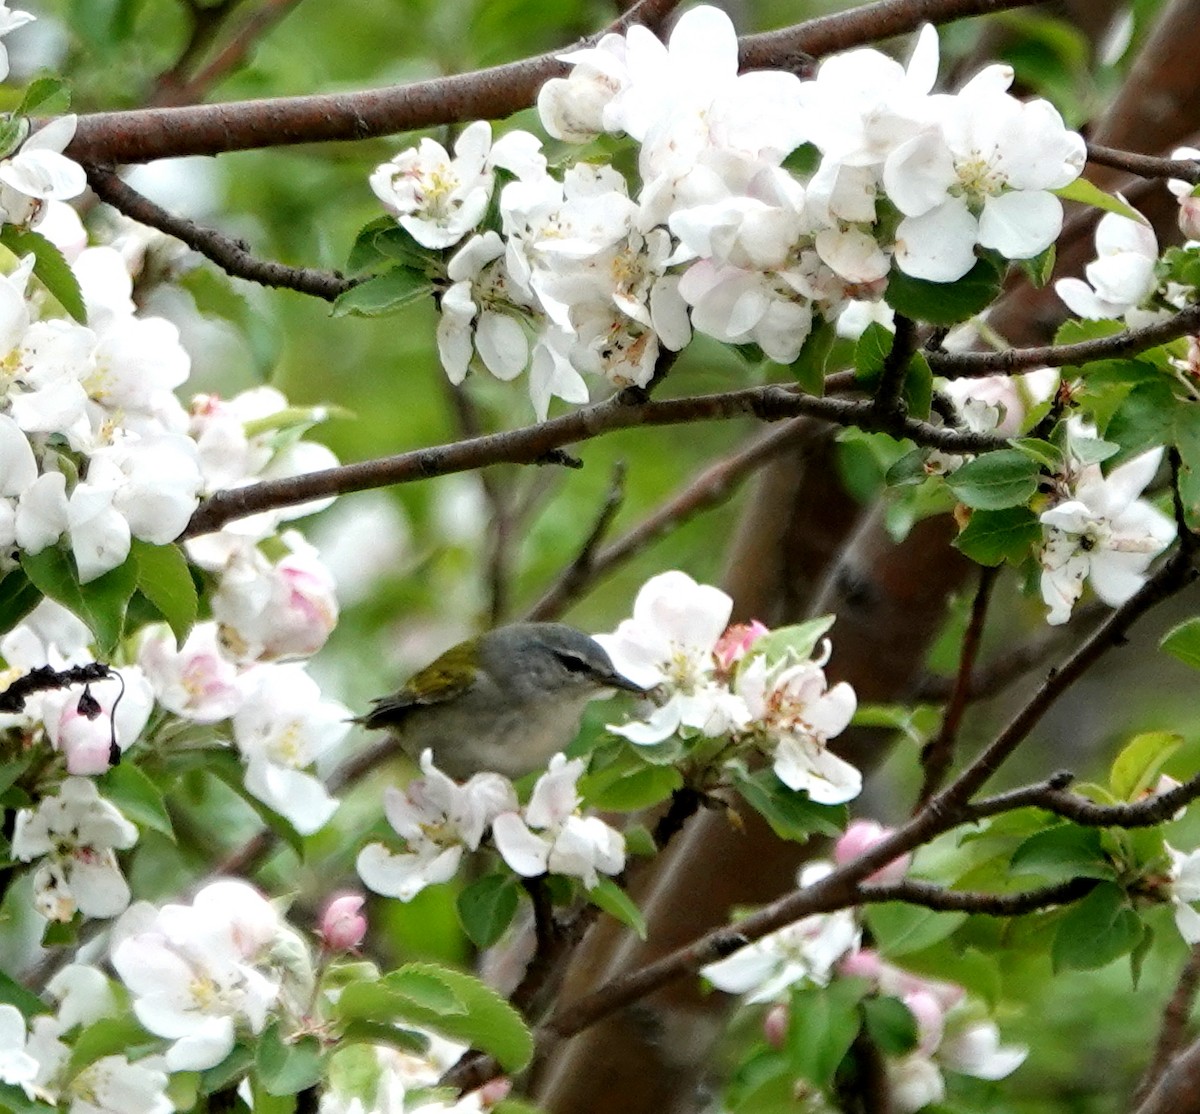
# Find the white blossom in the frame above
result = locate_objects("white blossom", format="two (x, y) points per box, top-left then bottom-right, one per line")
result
(357, 749), (517, 902)
(491, 754), (625, 889)
(1055, 211), (1158, 321)
(1039, 444), (1175, 624)
(12, 778), (138, 921)
(138, 621), (243, 724)
(232, 663), (348, 835)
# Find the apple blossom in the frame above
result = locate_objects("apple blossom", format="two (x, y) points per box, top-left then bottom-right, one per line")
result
(492, 753), (626, 889)
(0, 115), (87, 227)
(39, 665), (154, 774)
(1039, 443), (1175, 625)
(597, 569), (748, 746)
(357, 749), (516, 902)
(12, 777), (138, 921)
(834, 820), (912, 883)
(232, 662), (349, 835)
(1167, 147), (1200, 239)
(138, 621), (243, 723)
(319, 893), (367, 952)
(110, 880), (306, 1072)
(1167, 843), (1200, 943)
(0, 1005), (40, 1098)
(702, 864), (860, 1001)
(736, 651), (860, 805)
(1055, 211), (1159, 321)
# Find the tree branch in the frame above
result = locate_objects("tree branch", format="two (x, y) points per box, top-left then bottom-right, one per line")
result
(84, 165), (356, 301)
(856, 875), (1099, 915)
(66, 0), (1041, 165)
(181, 386), (1005, 539)
(1135, 945), (1200, 1106)
(926, 301), (1200, 378)
(915, 564), (998, 808)
(525, 420), (817, 621)
(1087, 142), (1200, 184)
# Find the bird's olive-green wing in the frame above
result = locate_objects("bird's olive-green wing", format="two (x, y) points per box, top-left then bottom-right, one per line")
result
(356, 642), (477, 729)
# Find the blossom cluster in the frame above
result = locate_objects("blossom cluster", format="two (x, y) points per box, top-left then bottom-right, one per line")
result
(598, 571), (861, 805)
(357, 749), (626, 903)
(703, 842), (1025, 1113)
(370, 6), (1085, 418)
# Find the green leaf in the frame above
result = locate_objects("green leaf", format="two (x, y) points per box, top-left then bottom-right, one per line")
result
(334, 964), (534, 1072)
(744, 616), (835, 666)
(884, 258), (1003, 325)
(1010, 825), (1116, 882)
(945, 449), (1041, 510)
(853, 322), (892, 384)
(1161, 618), (1200, 671)
(953, 506), (1041, 567)
(256, 1023), (325, 1096)
(785, 981), (868, 1087)
(0, 115), (28, 159)
(21, 547), (137, 655)
(1054, 179), (1145, 222)
(0, 1082), (51, 1113)
(130, 540), (197, 644)
(66, 1016), (156, 1077)
(582, 762), (682, 811)
(204, 750), (305, 855)
(330, 267), (434, 318)
(456, 874), (520, 949)
(789, 317), (835, 395)
(0, 569), (42, 635)
(98, 762), (175, 841)
(0, 969), (47, 1019)
(0, 227), (85, 323)
(1109, 731), (1183, 802)
(731, 768), (846, 841)
(1051, 882), (1142, 971)
(864, 902), (968, 956)
(1009, 437), (1063, 471)
(17, 77), (71, 116)
(1053, 317), (1125, 347)
(588, 876), (647, 939)
(1018, 243), (1056, 288)
(861, 995), (920, 1056)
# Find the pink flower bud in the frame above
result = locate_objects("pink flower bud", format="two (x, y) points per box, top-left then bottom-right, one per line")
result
(903, 989), (947, 1056)
(477, 1077), (512, 1107)
(319, 893), (367, 951)
(834, 820), (911, 883)
(763, 1003), (790, 1049)
(1180, 194), (1200, 241)
(714, 620), (769, 670)
(839, 947), (883, 982)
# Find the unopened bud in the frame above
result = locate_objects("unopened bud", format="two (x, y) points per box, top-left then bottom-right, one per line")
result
(478, 1077), (512, 1107)
(1179, 194), (1200, 242)
(319, 893), (367, 951)
(834, 819), (911, 883)
(763, 1003), (789, 1049)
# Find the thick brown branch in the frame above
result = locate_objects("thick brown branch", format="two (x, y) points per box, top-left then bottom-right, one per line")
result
(67, 0), (1040, 165)
(84, 166), (355, 301)
(181, 387), (1004, 539)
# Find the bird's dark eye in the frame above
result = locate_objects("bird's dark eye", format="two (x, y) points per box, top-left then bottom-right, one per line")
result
(555, 651), (592, 674)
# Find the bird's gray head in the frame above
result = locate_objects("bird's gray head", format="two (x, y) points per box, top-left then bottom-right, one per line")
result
(476, 622), (647, 704)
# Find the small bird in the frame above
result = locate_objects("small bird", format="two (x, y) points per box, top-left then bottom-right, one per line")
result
(357, 622), (648, 780)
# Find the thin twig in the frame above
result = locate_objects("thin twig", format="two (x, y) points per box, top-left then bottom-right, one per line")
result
(1135, 945), (1200, 1105)
(857, 876), (1098, 916)
(84, 166), (356, 301)
(926, 301), (1200, 378)
(525, 419), (817, 622)
(915, 565), (999, 809)
(150, 0), (243, 105)
(872, 314), (918, 419)
(158, 0), (308, 106)
(525, 462), (626, 622)
(1087, 142), (1200, 184)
